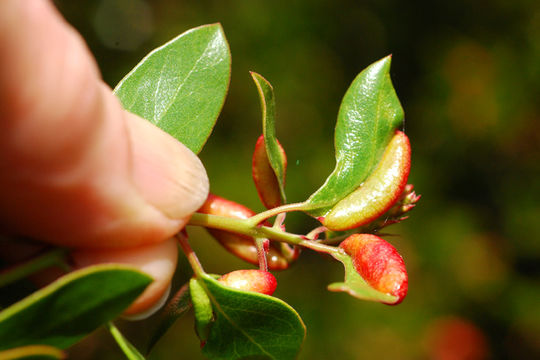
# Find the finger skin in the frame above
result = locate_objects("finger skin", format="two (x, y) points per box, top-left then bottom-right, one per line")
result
(0, 0), (208, 248)
(71, 238), (178, 316)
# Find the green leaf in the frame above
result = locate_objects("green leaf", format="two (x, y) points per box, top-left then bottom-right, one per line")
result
(305, 55), (404, 216)
(199, 274), (305, 360)
(0, 345), (65, 360)
(114, 23), (231, 154)
(190, 278), (214, 342)
(0, 265), (152, 350)
(327, 251), (397, 304)
(251, 72), (287, 203)
(108, 322), (145, 360)
(146, 282), (191, 354)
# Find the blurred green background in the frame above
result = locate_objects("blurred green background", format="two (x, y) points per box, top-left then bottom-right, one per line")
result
(55, 0), (539, 359)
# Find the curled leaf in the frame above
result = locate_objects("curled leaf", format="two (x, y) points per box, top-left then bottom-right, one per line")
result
(322, 130), (411, 231)
(251, 72), (287, 206)
(305, 56), (404, 216)
(252, 135), (287, 209)
(331, 234), (408, 305)
(218, 269), (277, 296)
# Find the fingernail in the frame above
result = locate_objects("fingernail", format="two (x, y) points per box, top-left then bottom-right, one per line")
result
(127, 112), (209, 219)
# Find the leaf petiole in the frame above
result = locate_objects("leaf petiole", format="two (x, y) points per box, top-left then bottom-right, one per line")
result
(306, 226), (328, 240)
(107, 322), (145, 360)
(245, 202), (310, 226)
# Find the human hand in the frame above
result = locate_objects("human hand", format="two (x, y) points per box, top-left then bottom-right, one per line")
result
(0, 0), (208, 315)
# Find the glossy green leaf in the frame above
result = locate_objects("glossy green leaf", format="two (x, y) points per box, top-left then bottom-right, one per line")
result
(199, 274), (305, 360)
(306, 55), (404, 216)
(0, 345), (65, 360)
(190, 278), (214, 342)
(108, 322), (145, 360)
(146, 282), (191, 354)
(114, 24), (231, 154)
(327, 251), (398, 304)
(251, 72), (287, 203)
(0, 265), (152, 350)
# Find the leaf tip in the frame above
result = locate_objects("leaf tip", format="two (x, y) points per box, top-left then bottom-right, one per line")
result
(250, 71), (273, 90)
(372, 54), (393, 73)
(205, 22), (224, 31)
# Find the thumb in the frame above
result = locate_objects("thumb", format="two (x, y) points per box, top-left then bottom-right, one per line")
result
(0, 0), (208, 248)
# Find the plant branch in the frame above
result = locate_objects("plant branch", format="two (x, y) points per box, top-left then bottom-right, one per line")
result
(0, 247), (69, 288)
(176, 232), (205, 278)
(189, 213), (304, 245)
(188, 212), (340, 256)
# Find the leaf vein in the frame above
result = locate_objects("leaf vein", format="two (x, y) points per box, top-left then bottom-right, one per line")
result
(156, 33), (220, 123)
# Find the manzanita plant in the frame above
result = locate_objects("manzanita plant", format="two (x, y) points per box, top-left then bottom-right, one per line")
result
(0, 23), (420, 360)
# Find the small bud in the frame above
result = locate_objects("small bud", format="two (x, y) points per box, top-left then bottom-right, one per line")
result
(218, 269), (277, 295)
(340, 234), (408, 304)
(198, 194), (289, 270)
(252, 135), (287, 209)
(361, 183), (420, 232)
(324, 131), (411, 231)
(384, 184), (420, 218)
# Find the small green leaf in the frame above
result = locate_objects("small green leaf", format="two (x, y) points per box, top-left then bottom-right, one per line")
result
(114, 23), (231, 154)
(251, 72), (287, 204)
(0, 265), (152, 350)
(108, 322), (145, 360)
(305, 55), (404, 216)
(146, 282), (191, 354)
(327, 251), (397, 304)
(190, 278), (214, 342)
(200, 274), (305, 360)
(0, 345), (65, 360)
